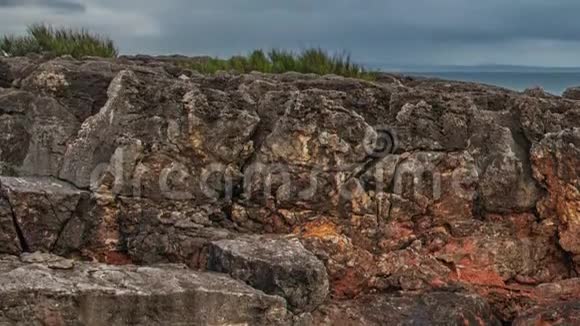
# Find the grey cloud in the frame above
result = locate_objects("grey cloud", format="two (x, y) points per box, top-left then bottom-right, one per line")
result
(140, 0), (580, 46)
(0, 0), (85, 12)
(2, 0), (580, 66)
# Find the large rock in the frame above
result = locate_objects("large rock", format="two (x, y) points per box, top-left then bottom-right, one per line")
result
(532, 128), (580, 271)
(208, 236), (329, 312)
(54, 68), (262, 265)
(117, 196), (234, 267)
(19, 57), (123, 122)
(0, 254), (289, 325)
(0, 89), (80, 176)
(0, 176), (90, 255)
(1, 55), (580, 323)
(58, 68), (258, 194)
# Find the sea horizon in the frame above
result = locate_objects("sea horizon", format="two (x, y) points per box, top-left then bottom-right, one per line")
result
(373, 64), (580, 95)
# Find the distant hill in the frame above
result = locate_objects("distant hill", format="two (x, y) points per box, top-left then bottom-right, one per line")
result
(370, 63), (580, 73)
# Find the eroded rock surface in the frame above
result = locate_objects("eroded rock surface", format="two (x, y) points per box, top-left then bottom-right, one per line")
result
(0, 254), (288, 325)
(311, 290), (501, 326)
(0, 55), (579, 324)
(532, 128), (580, 272)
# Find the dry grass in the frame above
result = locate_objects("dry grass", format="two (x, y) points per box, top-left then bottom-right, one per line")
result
(0, 24), (118, 58)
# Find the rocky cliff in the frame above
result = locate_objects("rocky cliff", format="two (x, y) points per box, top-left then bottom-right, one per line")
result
(0, 55), (579, 325)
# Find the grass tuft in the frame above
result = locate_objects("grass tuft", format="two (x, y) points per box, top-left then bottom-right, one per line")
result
(183, 48), (376, 80)
(0, 24), (118, 58)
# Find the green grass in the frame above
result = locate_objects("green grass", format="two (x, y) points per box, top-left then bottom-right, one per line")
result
(0, 24), (118, 58)
(1, 25), (373, 79)
(183, 48), (376, 80)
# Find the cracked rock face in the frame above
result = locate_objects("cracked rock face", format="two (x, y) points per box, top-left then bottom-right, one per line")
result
(0, 196), (20, 255)
(0, 176), (90, 255)
(0, 55), (579, 324)
(0, 88), (80, 176)
(532, 128), (580, 271)
(0, 254), (288, 325)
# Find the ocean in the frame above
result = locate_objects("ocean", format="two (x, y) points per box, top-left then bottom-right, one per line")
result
(403, 71), (580, 95)
(372, 63), (580, 95)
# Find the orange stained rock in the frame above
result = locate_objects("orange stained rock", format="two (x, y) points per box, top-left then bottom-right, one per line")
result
(97, 204), (121, 252)
(452, 267), (506, 288)
(534, 150), (580, 260)
(104, 251), (133, 265)
(533, 152), (579, 222)
(296, 218), (342, 239)
(438, 237), (509, 287)
(332, 268), (366, 299)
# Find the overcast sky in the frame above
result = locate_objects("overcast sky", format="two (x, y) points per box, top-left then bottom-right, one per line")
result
(1, 0), (580, 67)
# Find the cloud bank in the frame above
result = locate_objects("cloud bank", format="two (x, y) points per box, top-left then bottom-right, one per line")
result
(1, 0), (579, 66)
